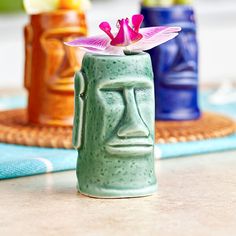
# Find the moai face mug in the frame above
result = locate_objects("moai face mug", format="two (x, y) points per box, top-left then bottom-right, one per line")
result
(141, 5), (200, 120)
(73, 53), (157, 198)
(24, 10), (87, 126)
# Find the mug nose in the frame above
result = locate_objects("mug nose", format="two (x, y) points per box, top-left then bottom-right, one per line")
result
(175, 36), (197, 72)
(59, 45), (80, 77)
(117, 88), (149, 138)
(174, 61), (197, 72)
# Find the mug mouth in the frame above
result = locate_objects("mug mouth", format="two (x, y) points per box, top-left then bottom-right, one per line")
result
(109, 144), (152, 147)
(106, 145), (153, 156)
(47, 76), (74, 93)
(105, 138), (153, 155)
(108, 142), (153, 147)
(107, 137), (153, 146)
(161, 72), (197, 88)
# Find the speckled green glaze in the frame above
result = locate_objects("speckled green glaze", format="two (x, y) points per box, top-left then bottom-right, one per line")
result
(73, 52), (157, 198)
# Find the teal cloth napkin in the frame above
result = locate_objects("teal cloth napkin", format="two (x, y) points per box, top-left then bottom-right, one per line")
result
(0, 91), (235, 179)
(0, 144), (76, 179)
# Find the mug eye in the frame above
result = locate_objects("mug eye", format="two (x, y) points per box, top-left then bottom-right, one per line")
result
(41, 38), (63, 52)
(135, 88), (152, 104)
(101, 90), (124, 105)
(135, 88), (153, 131)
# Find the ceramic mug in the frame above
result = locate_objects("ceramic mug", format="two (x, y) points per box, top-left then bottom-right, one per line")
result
(24, 10), (87, 126)
(73, 53), (157, 198)
(141, 5), (201, 121)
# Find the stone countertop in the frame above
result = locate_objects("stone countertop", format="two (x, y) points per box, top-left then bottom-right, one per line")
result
(0, 150), (236, 236)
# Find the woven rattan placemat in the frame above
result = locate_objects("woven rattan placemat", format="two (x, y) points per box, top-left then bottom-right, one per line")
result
(155, 112), (236, 143)
(0, 109), (72, 149)
(0, 109), (235, 148)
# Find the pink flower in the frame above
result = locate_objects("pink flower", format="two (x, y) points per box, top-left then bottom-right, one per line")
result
(65, 14), (181, 55)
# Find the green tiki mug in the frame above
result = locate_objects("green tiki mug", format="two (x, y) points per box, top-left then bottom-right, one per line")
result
(73, 52), (157, 198)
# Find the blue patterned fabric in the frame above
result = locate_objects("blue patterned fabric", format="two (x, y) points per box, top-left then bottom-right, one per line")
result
(157, 134), (236, 159)
(0, 144), (76, 179)
(0, 94), (26, 110)
(0, 91), (235, 179)
(200, 91), (236, 119)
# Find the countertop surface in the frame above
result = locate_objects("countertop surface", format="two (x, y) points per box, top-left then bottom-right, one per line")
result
(1, 150), (236, 236)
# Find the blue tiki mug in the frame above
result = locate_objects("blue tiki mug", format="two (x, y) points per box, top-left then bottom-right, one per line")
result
(141, 5), (201, 120)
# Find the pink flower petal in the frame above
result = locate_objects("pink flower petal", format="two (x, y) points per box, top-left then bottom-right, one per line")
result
(130, 26), (181, 51)
(64, 35), (110, 51)
(111, 18), (143, 47)
(65, 15), (181, 56)
(104, 45), (125, 55)
(140, 26), (181, 40)
(132, 14), (144, 32)
(99, 21), (114, 40)
(65, 35), (124, 55)
(79, 45), (124, 55)
(75, 46), (107, 54)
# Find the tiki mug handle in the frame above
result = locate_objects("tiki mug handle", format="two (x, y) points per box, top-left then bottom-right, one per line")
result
(73, 71), (86, 149)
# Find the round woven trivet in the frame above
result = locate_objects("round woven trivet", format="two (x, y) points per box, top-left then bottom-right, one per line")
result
(155, 112), (236, 144)
(0, 109), (73, 149)
(0, 109), (235, 148)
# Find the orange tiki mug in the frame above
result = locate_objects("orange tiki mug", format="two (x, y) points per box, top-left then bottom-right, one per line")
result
(24, 10), (87, 126)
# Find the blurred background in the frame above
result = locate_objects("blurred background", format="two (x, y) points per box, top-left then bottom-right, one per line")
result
(0, 0), (236, 89)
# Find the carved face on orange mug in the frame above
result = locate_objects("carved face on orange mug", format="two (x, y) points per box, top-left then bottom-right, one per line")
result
(24, 10), (87, 126)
